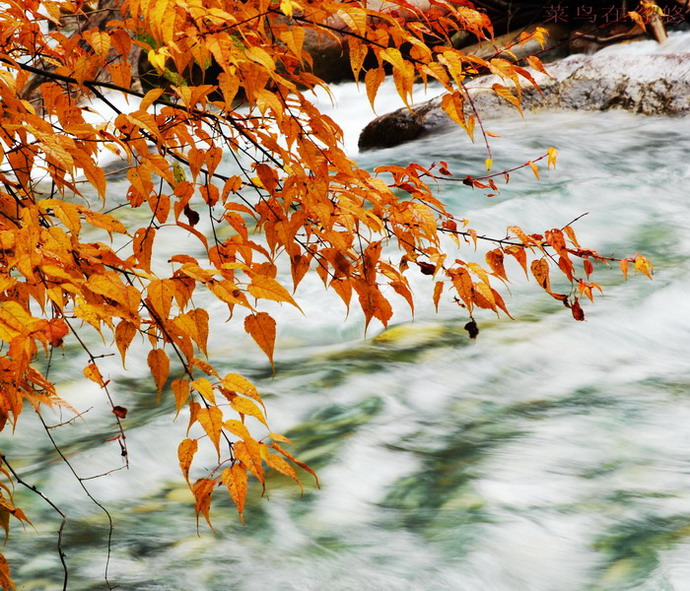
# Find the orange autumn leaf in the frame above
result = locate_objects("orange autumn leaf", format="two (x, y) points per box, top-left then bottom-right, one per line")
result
(263, 449), (303, 493)
(433, 281), (444, 312)
(0, 553), (13, 591)
(147, 349), (170, 396)
(0, 0), (653, 577)
(244, 312), (276, 369)
(171, 379), (191, 417)
(247, 275), (301, 310)
(485, 249), (507, 281)
(234, 440), (264, 484)
(83, 363), (105, 387)
(229, 396), (268, 428)
(197, 406), (223, 456)
(114, 321), (137, 366)
(221, 373), (265, 411)
(530, 258), (551, 291)
(223, 419), (252, 442)
(221, 464), (249, 521)
(271, 442), (320, 488)
(192, 478), (217, 529)
(178, 438), (198, 484)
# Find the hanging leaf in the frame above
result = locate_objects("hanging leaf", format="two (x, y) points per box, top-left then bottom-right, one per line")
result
(148, 349), (170, 396)
(178, 438), (198, 484)
(244, 312), (276, 369)
(197, 406), (223, 456)
(221, 464), (249, 521)
(192, 478), (217, 529)
(248, 276), (301, 310)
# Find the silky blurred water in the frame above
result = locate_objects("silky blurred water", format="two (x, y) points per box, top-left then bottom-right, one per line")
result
(4, 36), (690, 591)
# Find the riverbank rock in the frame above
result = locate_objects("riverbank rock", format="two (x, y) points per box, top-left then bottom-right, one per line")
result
(358, 54), (690, 150)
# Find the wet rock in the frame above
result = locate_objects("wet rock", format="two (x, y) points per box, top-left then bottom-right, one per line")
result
(358, 102), (442, 150)
(302, 28), (353, 84)
(358, 54), (690, 150)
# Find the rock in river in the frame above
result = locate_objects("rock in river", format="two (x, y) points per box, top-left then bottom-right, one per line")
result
(358, 54), (690, 151)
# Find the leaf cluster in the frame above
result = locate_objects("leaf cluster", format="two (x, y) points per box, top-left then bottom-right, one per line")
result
(0, 0), (652, 585)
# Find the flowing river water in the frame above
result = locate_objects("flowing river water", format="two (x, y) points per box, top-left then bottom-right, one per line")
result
(4, 34), (690, 591)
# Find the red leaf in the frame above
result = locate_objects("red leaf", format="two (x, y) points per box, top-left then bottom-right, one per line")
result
(571, 299), (585, 321)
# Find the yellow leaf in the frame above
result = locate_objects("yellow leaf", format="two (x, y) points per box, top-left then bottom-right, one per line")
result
(87, 30), (111, 57)
(221, 464), (248, 520)
(83, 363), (105, 387)
(126, 111), (162, 141)
(191, 377), (215, 403)
(148, 49), (167, 72)
(492, 83), (521, 112)
(230, 396), (268, 428)
(528, 161), (539, 179)
(271, 442), (319, 487)
(147, 278), (175, 322)
(81, 209), (126, 235)
(207, 279), (251, 309)
(197, 406), (223, 456)
(39, 199), (80, 236)
(192, 478), (216, 529)
(87, 274), (128, 308)
(192, 358), (219, 377)
(171, 378), (190, 417)
(234, 440), (264, 483)
(338, 5), (367, 35)
(268, 432), (294, 445)
(189, 308), (209, 355)
(221, 373), (261, 404)
(633, 254), (653, 279)
(526, 55), (551, 78)
(244, 312), (276, 369)
(245, 46), (275, 72)
(364, 67), (385, 111)
(441, 92), (465, 128)
(0, 302), (35, 343)
(547, 146), (558, 169)
(223, 419), (252, 441)
(114, 320), (136, 365)
(140, 88), (165, 112)
(178, 438), (197, 484)
(348, 39), (367, 82)
(279, 0), (298, 17)
(264, 451), (303, 493)
(248, 275), (301, 310)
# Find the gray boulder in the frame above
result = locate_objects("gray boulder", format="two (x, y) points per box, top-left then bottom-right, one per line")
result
(359, 54), (690, 151)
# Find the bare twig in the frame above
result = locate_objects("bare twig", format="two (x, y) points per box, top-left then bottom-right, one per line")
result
(1, 455), (69, 591)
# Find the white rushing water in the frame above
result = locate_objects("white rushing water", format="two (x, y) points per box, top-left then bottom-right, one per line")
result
(4, 33), (690, 591)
